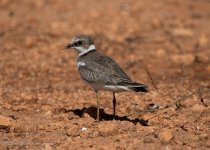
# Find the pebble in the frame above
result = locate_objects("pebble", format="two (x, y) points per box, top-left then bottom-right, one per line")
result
(25, 36), (36, 48)
(171, 54), (195, 65)
(81, 127), (87, 131)
(156, 48), (166, 57)
(145, 103), (160, 112)
(98, 123), (116, 136)
(159, 128), (174, 143)
(199, 133), (208, 140)
(43, 143), (53, 150)
(45, 110), (53, 117)
(192, 104), (206, 112)
(206, 65), (210, 73)
(198, 34), (208, 48)
(0, 0), (10, 6)
(141, 113), (152, 121)
(66, 125), (80, 137)
(0, 114), (14, 127)
(171, 28), (193, 37)
(143, 134), (154, 143)
(196, 53), (209, 63)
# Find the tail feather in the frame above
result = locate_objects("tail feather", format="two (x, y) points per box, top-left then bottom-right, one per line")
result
(122, 82), (149, 92)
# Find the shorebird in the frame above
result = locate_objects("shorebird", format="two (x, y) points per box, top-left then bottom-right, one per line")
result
(64, 35), (148, 121)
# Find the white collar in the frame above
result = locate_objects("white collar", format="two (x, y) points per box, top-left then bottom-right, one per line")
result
(79, 45), (96, 56)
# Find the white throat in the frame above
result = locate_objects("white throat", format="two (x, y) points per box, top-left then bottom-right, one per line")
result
(78, 45), (96, 56)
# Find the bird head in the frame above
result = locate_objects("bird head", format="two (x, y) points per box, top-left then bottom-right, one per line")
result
(64, 35), (95, 55)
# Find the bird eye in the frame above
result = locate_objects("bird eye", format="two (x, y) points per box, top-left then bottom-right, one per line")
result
(78, 41), (82, 45)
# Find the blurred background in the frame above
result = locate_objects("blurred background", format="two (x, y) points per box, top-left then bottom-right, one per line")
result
(0, 0), (210, 149)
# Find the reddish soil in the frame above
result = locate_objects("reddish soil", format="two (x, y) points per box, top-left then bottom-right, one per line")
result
(0, 0), (210, 149)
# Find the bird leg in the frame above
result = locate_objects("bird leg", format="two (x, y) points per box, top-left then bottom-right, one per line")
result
(113, 92), (116, 119)
(96, 91), (100, 121)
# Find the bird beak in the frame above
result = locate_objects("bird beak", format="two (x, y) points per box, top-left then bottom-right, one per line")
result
(63, 43), (74, 50)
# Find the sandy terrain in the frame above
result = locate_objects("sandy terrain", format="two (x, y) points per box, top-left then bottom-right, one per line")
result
(0, 0), (210, 149)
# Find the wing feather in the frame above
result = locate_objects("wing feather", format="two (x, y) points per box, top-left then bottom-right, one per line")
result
(78, 52), (132, 85)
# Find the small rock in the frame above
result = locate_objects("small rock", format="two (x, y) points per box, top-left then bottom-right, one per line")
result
(175, 140), (183, 145)
(143, 134), (154, 143)
(81, 127), (87, 131)
(89, 131), (99, 138)
(136, 124), (155, 133)
(41, 105), (53, 111)
(51, 22), (59, 29)
(83, 112), (91, 118)
(38, 124), (46, 130)
(198, 34), (208, 48)
(141, 113), (152, 121)
(149, 91), (158, 98)
(98, 123), (116, 136)
(172, 28), (193, 37)
(12, 105), (28, 111)
(159, 128), (174, 143)
(206, 65), (210, 73)
(33, 0), (44, 8)
(186, 146), (193, 150)
(66, 125), (80, 137)
(45, 111), (52, 117)
(192, 104), (206, 112)
(25, 36), (36, 48)
(40, 122), (64, 131)
(145, 103), (160, 112)
(171, 54), (195, 65)
(43, 143), (53, 150)
(0, 0), (10, 6)
(199, 133), (208, 140)
(196, 53), (209, 63)
(164, 146), (173, 150)
(156, 48), (166, 57)
(181, 123), (193, 132)
(181, 95), (198, 107)
(0, 115), (14, 127)
(151, 18), (162, 28)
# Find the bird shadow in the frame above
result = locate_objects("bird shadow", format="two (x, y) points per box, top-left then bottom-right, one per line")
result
(59, 106), (148, 126)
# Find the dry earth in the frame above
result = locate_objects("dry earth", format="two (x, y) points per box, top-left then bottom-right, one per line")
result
(0, 0), (210, 149)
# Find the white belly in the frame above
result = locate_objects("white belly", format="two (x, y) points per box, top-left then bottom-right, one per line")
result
(90, 83), (131, 92)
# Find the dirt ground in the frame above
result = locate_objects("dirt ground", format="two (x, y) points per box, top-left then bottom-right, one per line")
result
(0, 0), (210, 149)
